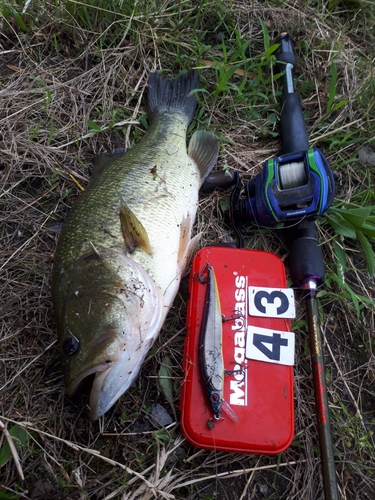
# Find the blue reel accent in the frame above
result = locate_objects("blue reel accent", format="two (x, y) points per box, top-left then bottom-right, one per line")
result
(244, 148), (335, 226)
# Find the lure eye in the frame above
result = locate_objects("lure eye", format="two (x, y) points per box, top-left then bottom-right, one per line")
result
(62, 337), (80, 356)
(210, 393), (220, 403)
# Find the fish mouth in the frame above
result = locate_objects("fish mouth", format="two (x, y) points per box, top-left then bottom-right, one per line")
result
(66, 361), (129, 421)
(88, 366), (128, 420)
(65, 333), (127, 420)
(65, 361), (112, 398)
(65, 336), (151, 421)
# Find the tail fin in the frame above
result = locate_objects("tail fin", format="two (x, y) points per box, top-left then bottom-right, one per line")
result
(147, 70), (199, 124)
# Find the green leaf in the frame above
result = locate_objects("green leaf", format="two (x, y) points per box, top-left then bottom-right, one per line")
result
(259, 19), (270, 51)
(344, 214), (372, 230)
(343, 285), (360, 318)
(331, 206), (375, 237)
(356, 230), (375, 277)
(216, 64), (242, 93)
(0, 493), (15, 500)
(332, 238), (347, 285)
(326, 276), (361, 318)
(264, 43), (279, 59)
(229, 41), (250, 64)
(0, 424), (29, 468)
(359, 224), (375, 239)
(13, 11), (28, 32)
(334, 205), (374, 223)
(158, 357), (173, 403)
(153, 428), (172, 446)
(331, 99), (348, 112)
(326, 61), (338, 113)
(325, 213), (356, 238)
(87, 119), (102, 133)
(219, 198), (230, 213)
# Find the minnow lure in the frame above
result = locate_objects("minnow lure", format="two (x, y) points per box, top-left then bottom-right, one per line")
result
(199, 265), (238, 423)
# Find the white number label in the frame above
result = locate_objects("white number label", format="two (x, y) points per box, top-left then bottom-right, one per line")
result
(248, 286), (295, 318)
(246, 325), (295, 366)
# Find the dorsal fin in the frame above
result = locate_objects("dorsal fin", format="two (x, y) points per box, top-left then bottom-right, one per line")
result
(91, 148), (127, 180)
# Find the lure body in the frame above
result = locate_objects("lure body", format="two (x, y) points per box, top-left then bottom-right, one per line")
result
(199, 265), (237, 422)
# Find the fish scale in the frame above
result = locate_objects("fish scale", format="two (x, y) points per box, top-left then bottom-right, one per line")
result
(57, 117), (198, 295)
(52, 70), (220, 419)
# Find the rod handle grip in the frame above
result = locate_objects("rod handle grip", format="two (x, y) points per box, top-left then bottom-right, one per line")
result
(287, 220), (325, 287)
(280, 93), (309, 154)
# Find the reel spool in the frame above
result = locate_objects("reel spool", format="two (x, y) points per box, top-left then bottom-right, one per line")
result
(279, 160), (306, 189)
(236, 148), (335, 227)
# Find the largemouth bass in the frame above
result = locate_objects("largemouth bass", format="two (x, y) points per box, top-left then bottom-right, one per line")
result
(52, 70), (219, 420)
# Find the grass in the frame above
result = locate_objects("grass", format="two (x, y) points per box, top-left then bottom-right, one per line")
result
(1, 0), (375, 499)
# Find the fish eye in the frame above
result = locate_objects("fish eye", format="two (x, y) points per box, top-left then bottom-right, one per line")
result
(62, 337), (80, 356)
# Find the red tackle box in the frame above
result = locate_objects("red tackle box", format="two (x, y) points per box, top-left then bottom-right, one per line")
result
(180, 246), (295, 455)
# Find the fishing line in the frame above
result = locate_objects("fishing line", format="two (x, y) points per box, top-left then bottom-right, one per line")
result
(278, 160), (307, 189)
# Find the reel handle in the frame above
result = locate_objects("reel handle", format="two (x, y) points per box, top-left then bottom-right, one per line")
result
(275, 32), (297, 69)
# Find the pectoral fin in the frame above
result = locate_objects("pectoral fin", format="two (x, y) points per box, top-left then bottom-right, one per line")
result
(120, 204), (152, 255)
(188, 130), (220, 185)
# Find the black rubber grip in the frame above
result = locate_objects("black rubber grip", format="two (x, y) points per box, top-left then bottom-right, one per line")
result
(287, 220), (325, 286)
(200, 169), (236, 194)
(280, 93), (309, 154)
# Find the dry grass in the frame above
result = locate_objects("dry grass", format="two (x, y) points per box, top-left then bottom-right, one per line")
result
(1, 0), (375, 499)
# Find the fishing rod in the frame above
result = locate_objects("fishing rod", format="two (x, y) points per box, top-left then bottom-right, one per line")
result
(201, 32), (338, 500)
(275, 33), (339, 500)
